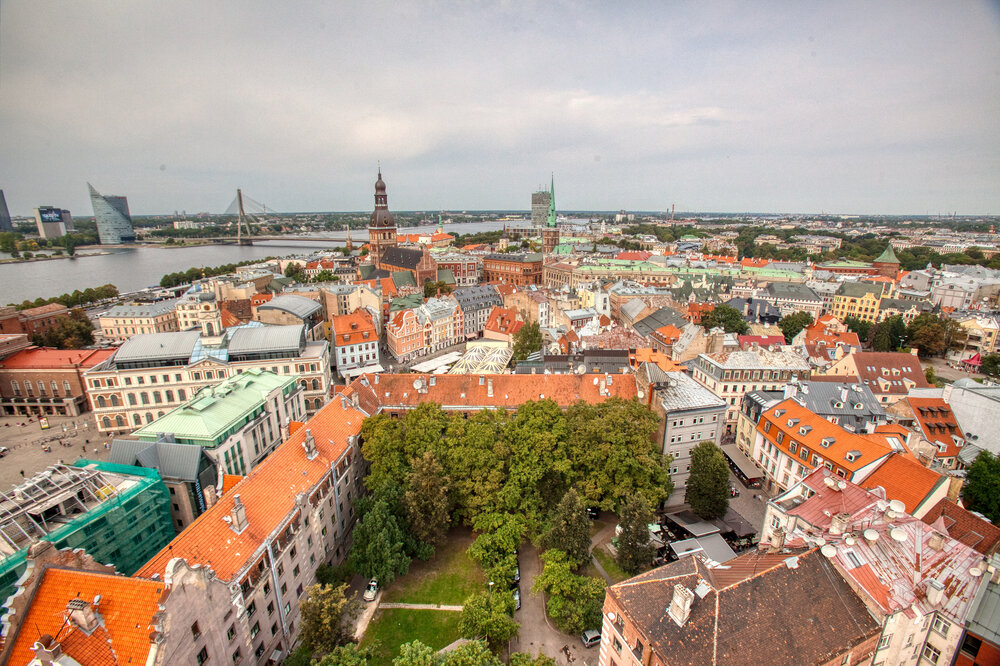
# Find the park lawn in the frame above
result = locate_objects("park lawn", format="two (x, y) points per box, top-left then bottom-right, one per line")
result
(360, 609), (462, 666)
(383, 527), (485, 605)
(593, 547), (629, 584)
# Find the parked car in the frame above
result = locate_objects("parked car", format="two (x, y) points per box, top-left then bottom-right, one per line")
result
(513, 561), (520, 586)
(513, 586), (521, 611)
(586, 507), (599, 520)
(0, 446), (8, 458)
(363, 578), (378, 602)
(581, 629), (601, 648)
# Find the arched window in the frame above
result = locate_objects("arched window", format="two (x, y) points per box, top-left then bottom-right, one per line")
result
(153, 391), (162, 404)
(311, 379), (320, 391)
(133, 414), (141, 425)
(101, 416), (111, 428)
(96, 396), (107, 408)
(110, 395), (120, 407)
(165, 390), (174, 403)
(178, 389), (186, 401)
(51, 381), (59, 396)
(141, 392), (149, 405)
(157, 411), (164, 418)
(145, 412), (153, 424)
(115, 415), (125, 427)
(128, 394), (137, 406)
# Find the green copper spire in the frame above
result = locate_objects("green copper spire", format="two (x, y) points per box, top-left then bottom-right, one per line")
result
(874, 244), (900, 264)
(546, 173), (557, 228)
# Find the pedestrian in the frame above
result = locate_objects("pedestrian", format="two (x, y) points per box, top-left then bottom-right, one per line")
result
(19, 470), (24, 477)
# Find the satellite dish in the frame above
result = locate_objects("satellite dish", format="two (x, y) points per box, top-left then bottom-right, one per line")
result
(821, 545), (837, 558)
(845, 536), (856, 546)
(577, 364), (587, 375)
(607, 611), (617, 621)
(890, 528), (908, 542)
(637, 390), (645, 399)
(970, 567), (984, 577)
(413, 379), (424, 390)
(864, 529), (879, 542)
(888, 499), (906, 514)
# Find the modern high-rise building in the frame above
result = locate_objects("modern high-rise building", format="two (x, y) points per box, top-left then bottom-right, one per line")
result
(33, 207), (73, 239)
(0, 190), (12, 232)
(88, 183), (136, 244)
(531, 188), (551, 227)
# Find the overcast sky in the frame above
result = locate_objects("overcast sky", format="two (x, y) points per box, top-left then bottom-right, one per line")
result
(1, 1), (998, 216)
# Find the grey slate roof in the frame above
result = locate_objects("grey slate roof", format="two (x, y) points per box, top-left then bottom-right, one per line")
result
(765, 282), (822, 301)
(452, 285), (502, 313)
(632, 307), (687, 337)
(485, 253), (543, 262)
(114, 331), (202, 365)
(835, 282), (884, 297)
(381, 246), (425, 270)
(109, 438), (204, 482)
(102, 299), (179, 318)
(228, 324), (305, 356)
(724, 297), (782, 323)
(257, 294), (321, 319)
(651, 370), (726, 413)
(789, 380), (886, 430)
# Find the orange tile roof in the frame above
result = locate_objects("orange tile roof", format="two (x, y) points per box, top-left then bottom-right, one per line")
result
(220, 308), (242, 328)
(847, 352), (930, 395)
(861, 453), (946, 515)
(331, 310), (377, 348)
(848, 563), (891, 610)
(630, 348), (686, 373)
(251, 293), (273, 306)
(655, 324), (682, 341)
(137, 397), (365, 582)
(356, 372), (637, 409)
(757, 399), (894, 475)
(615, 251), (652, 261)
(220, 474), (243, 495)
(905, 397), (965, 458)
(0, 347), (114, 370)
(921, 498), (1000, 556)
(5, 569), (164, 666)
(484, 307), (522, 336)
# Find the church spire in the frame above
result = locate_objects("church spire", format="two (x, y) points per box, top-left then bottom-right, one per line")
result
(546, 173), (557, 228)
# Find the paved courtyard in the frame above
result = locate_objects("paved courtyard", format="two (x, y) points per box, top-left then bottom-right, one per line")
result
(0, 413), (111, 489)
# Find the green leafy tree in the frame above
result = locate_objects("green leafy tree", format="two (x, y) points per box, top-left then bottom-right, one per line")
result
(424, 280), (453, 298)
(314, 269), (338, 282)
(541, 489), (592, 567)
(615, 495), (656, 575)
(843, 316), (872, 342)
(512, 321), (542, 361)
(509, 654), (556, 666)
(907, 314), (967, 357)
(532, 549), (605, 634)
(963, 452), (1000, 524)
(348, 498), (411, 585)
(686, 441), (730, 520)
(402, 450), (451, 547)
(700, 304), (749, 334)
(313, 644), (374, 666)
(297, 583), (360, 656)
(778, 311), (814, 343)
(284, 262), (307, 282)
(458, 590), (519, 651)
(394, 641), (438, 666)
(440, 640), (504, 666)
(924, 365), (936, 384)
(982, 353), (1000, 378)
(32, 309), (95, 349)
(468, 513), (525, 586)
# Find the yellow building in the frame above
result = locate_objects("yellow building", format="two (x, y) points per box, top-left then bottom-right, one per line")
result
(830, 282), (885, 323)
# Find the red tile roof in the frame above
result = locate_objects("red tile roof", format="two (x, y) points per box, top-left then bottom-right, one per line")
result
(331, 310), (377, 348)
(137, 397), (365, 582)
(614, 250), (652, 261)
(921, 499), (1000, 556)
(484, 307), (522, 336)
(846, 352), (930, 395)
(354, 372), (637, 410)
(905, 397), (965, 458)
(5, 569), (164, 666)
(861, 453), (946, 515)
(655, 325), (682, 341)
(0, 347), (115, 370)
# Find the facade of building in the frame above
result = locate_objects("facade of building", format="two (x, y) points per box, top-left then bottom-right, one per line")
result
(0, 461), (173, 614)
(256, 294), (325, 341)
(98, 299), (180, 343)
(830, 282), (886, 323)
(84, 323), (330, 435)
(0, 190), (11, 232)
(368, 169), (398, 267)
(531, 188), (551, 227)
(385, 297), (463, 361)
(0, 347), (115, 416)
(764, 281), (823, 318)
(637, 363), (726, 504)
(33, 207), (73, 239)
(176, 285), (224, 336)
(452, 285), (502, 338)
(331, 309), (381, 378)
(435, 253), (482, 287)
(0, 303), (72, 338)
(822, 350), (931, 404)
(504, 288), (551, 328)
(483, 253), (543, 285)
(88, 183), (136, 244)
(380, 246), (439, 286)
(688, 348), (811, 432)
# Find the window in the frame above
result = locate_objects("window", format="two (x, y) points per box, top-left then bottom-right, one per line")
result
(232, 649), (242, 664)
(267, 601), (275, 616)
(281, 583), (288, 595)
(961, 634), (982, 658)
(293, 565), (300, 578)
(255, 644), (265, 659)
(192, 621), (202, 639)
(877, 634), (892, 650)
(271, 622), (279, 636)
(250, 621), (260, 639)
(613, 637), (622, 654)
(921, 644), (940, 663)
(246, 601), (257, 617)
(197, 647), (209, 665)
(931, 616), (951, 636)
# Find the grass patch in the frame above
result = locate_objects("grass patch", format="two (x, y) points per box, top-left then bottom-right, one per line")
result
(360, 609), (462, 666)
(593, 547), (629, 584)
(383, 527), (485, 605)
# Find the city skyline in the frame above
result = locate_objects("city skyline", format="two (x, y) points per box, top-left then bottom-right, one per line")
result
(1, 2), (998, 216)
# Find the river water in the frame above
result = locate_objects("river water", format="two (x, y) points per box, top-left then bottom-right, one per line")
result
(0, 221), (510, 304)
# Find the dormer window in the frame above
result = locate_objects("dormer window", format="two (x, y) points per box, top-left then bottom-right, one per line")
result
(821, 437), (835, 448)
(799, 425), (812, 435)
(787, 418), (799, 428)
(774, 409), (785, 418)
(845, 450), (861, 463)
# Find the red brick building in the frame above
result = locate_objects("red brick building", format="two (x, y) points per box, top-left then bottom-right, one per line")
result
(0, 347), (115, 416)
(483, 253), (542, 286)
(0, 303), (72, 338)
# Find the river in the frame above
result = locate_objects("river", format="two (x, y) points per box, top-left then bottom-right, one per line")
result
(0, 221), (510, 304)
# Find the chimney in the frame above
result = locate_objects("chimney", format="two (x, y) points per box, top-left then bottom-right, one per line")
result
(925, 579), (945, 606)
(783, 383), (797, 400)
(928, 531), (946, 552)
(768, 527), (786, 553)
(303, 429), (317, 460)
(66, 598), (100, 634)
(281, 417), (290, 441)
(840, 387), (849, 403)
(31, 635), (62, 666)
(667, 584), (695, 627)
(230, 494), (249, 533)
(910, 348), (919, 357)
(830, 513), (851, 536)
(374, 374), (379, 384)
(487, 378), (494, 397)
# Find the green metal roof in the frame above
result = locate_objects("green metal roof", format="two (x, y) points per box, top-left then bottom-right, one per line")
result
(132, 368), (295, 447)
(874, 244), (900, 264)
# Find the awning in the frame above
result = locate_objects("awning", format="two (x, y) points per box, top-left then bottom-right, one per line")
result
(669, 533), (737, 563)
(341, 364), (385, 378)
(665, 510), (721, 537)
(721, 443), (765, 481)
(962, 353), (982, 366)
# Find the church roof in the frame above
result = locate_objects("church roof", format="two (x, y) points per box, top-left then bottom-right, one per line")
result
(874, 244), (900, 264)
